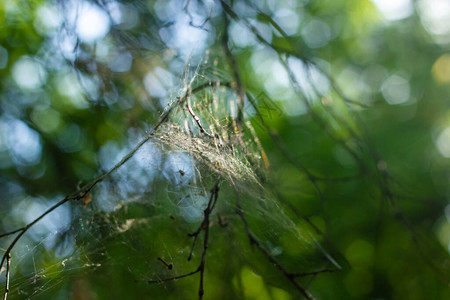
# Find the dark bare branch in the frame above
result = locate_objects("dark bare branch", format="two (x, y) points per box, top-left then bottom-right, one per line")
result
(233, 187), (314, 300)
(141, 183), (220, 300)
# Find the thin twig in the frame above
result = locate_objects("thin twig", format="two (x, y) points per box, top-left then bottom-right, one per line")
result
(188, 225), (202, 261)
(292, 269), (334, 278)
(222, 0), (366, 183)
(245, 92), (330, 227)
(268, 183), (323, 235)
(248, 3), (450, 283)
(222, 0), (450, 286)
(232, 186), (314, 300)
(142, 183), (220, 300)
(184, 0), (211, 31)
(157, 257), (173, 270)
(221, 10), (245, 128)
(144, 269), (200, 284)
(245, 91), (362, 182)
(186, 92), (215, 138)
(220, 1), (367, 109)
(0, 229), (24, 239)
(279, 56), (366, 172)
(2, 254), (11, 300)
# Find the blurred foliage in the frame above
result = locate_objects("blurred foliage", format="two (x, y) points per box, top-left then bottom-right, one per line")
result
(1, 0), (450, 299)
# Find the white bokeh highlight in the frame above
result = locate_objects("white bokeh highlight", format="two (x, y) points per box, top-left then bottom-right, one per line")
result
(66, 0), (110, 44)
(4, 119), (42, 166)
(436, 127), (450, 158)
(418, 0), (450, 43)
(381, 74), (410, 105)
(12, 57), (47, 90)
(371, 0), (413, 21)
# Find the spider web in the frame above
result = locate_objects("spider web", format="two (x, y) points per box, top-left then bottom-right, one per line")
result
(2, 1), (450, 299)
(0, 62), (340, 300)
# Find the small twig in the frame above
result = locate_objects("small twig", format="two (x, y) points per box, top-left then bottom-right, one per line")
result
(198, 183), (219, 299)
(279, 56), (366, 172)
(232, 187), (314, 300)
(292, 269), (335, 278)
(221, 13), (245, 128)
(157, 257), (173, 270)
(187, 225), (202, 261)
(313, 173), (364, 182)
(245, 91), (330, 229)
(0, 193), (79, 293)
(2, 254), (11, 300)
(143, 269), (200, 284)
(0, 229), (23, 239)
(268, 183), (323, 235)
(220, 0), (368, 110)
(187, 184), (220, 261)
(142, 183), (220, 300)
(184, 0), (211, 31)
(186, 93), (215, 138)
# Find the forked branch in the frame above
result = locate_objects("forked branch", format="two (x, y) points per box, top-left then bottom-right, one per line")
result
(141, 183), (220, 300)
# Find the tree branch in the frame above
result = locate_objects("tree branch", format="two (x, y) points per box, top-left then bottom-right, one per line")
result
(0, 84), (214, 299)
(233, 187), (314, 300)
(221, 10), (245, 128)
(2, 254), (11, 300)
(141, 183), (220, 300)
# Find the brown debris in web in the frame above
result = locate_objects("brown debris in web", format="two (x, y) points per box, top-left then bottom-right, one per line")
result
(153, 123), (263, 195)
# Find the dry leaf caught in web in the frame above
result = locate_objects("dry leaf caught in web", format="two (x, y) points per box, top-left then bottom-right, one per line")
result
(83, 193), (92, 209)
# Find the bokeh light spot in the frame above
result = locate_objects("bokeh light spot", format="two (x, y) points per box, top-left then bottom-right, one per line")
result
(432, 54), (450, 83)
(5, 119), (42, 166)
(419, 0), (450, 43)
(301, 18), (331, 49)
(12, 57), (47, 90)
(75, 2), (110, 43)
(436, 127), (450, 158)
(381, 74), (410, 105)
(371, 0), (413, 21)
